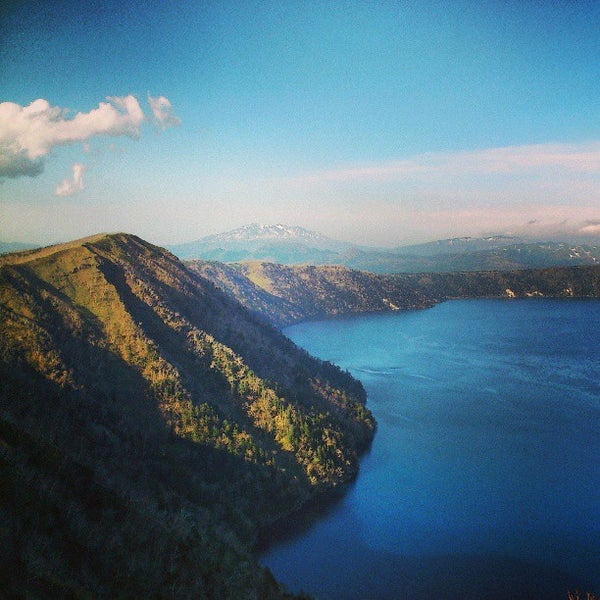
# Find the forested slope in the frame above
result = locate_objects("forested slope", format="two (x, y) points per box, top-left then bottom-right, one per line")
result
(0, 234), (374, 598)
(188, 261), (434, 328)
(397, 265), (600, 301)
(192, 260), (600, 327)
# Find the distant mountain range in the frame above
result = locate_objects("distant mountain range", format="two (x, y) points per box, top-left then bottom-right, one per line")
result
(345, 240), (600, 273)
(192, 222), (351, 250)
(169, 224), (600, 273)
(396, 235), (521, 256)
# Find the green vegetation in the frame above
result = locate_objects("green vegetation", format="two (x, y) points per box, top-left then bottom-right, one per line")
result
(0, 234), (373, 597)
(192, 260), (600, 328)
(188, 261), (435, 327)
(397, 266), (600, 301)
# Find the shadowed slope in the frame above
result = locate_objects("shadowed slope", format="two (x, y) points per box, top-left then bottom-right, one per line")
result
(191, 260), (600, 328)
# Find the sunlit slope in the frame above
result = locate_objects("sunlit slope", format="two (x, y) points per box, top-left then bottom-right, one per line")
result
(0, 233), (373, 597)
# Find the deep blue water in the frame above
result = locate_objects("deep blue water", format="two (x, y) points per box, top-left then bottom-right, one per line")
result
(261, 299), (600, 599)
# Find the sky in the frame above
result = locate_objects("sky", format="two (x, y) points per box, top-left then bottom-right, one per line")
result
(1, 0), (599, 247)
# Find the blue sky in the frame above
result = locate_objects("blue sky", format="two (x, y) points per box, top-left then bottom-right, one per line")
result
(1, 1), (599, 246)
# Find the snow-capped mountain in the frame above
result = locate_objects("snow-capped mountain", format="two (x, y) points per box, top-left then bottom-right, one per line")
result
(168, 223), (355, 261)
(199, 223), (347, 248)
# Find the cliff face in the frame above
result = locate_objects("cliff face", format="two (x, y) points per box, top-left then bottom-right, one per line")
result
(0, 233), (373, 598)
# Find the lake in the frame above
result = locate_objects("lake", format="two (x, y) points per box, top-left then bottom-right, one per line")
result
(260, 299), (600, 599)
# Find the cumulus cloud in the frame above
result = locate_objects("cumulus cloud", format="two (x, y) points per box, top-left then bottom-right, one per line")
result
(55, 163), (86, 196)
(148, 94), (181, 130)
(0, 94), (176, 181)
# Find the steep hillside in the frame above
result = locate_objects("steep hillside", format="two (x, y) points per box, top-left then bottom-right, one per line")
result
(192, 260), (600, 328)
(0, 234), (374, 598)
(188, 261), (434, 328)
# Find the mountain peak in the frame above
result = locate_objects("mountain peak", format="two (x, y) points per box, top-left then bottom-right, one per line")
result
(0, 233), (110, 266)
(168, 223), (353, 260)
(0, 232), (173, 266)
(206, 223), (333, 243)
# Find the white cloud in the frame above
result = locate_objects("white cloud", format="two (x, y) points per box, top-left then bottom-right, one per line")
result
(0, 94), (176, 181)
(148, 94), (181, 130)
(55, 163), (86, 197)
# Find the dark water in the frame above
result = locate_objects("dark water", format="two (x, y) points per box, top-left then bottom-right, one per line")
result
(261, 299), (600, 599)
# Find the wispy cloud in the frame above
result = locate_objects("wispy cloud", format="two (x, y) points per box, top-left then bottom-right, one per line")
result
(579, 220), (600, 236)
(0, 94), (178, 188)
(148, 94), (181, 130)
(55, 163), (86, 197)
(287, 142), (600, 185)
(265, 141), (599, 244)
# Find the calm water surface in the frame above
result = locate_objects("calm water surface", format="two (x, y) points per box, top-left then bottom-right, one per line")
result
(261, 299), (600, 599)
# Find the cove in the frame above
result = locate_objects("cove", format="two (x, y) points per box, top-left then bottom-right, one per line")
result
(260, 299), (600, 599)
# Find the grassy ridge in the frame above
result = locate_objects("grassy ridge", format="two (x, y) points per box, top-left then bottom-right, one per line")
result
(0, 234), (374, 597)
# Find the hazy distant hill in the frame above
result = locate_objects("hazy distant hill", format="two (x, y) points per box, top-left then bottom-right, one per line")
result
(0, 240), (37, 254)
(394, 235), (521, 256)
(193, 260), (600, 327)
(170, 224), (600, 273)
(0, 233), (373, 597)
(344, 241), (600, 273)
